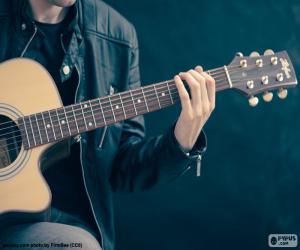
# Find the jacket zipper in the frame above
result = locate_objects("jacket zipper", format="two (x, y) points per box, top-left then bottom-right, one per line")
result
(20, 24), (37, 57)
(63, 33), (108, 150)
(72, 52), (104, 248)
(60, 33), (67, 53)
(98, 126), (108, 149)
(74, 64), (105, 248)
(98, 85), (115, 149)
(196, 154), (202, 177)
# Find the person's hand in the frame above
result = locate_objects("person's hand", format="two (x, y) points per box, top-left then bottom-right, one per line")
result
(174, 66), (215, 151)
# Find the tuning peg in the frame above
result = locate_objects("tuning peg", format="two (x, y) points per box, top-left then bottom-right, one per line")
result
(277, 88), (288, 99)
(276, 73), (284, 82)
(256, 59), (263, 67)
(250, 51), (260, 57)
(261, 75), (269, 85)
(248, 96), (259, 107)
(263, 91), (273, 102)
(236, 52), (244, 57)
(240, 59), (247, 67)
(264, 49), (275, 56)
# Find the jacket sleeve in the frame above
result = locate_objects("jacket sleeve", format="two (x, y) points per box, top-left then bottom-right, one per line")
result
(109, 25), (207, 192)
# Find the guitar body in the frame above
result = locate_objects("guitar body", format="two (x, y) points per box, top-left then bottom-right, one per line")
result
(0, 59), (62, 220)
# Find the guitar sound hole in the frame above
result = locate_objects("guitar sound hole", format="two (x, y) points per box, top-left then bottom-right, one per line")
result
(0, 115), (22, 169)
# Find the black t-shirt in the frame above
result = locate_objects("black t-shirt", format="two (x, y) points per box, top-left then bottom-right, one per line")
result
(23, 18), (98, 235)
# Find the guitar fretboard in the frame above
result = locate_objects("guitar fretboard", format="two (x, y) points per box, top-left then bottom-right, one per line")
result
(18, 69), (229, 149)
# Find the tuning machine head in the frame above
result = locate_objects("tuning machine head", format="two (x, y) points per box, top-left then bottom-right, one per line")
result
(250, 51), (260, 57)
(277, 88), (288, 99)
(264, 49), (275, 56)
(227, 50), (296, 104)
(263, 91), (273, 102)
(248, 96), (259, 107)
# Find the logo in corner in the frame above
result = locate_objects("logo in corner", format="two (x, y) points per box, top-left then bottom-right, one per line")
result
(268, 234), (298, 248)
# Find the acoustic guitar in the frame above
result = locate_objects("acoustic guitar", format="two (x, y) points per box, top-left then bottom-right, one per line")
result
(0, 50), (297, 222)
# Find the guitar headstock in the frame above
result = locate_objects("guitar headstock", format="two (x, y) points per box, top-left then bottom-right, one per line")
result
(227, 50), (297, 107)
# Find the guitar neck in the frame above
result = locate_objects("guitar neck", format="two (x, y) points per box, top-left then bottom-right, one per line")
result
(18, 66), (230, 149)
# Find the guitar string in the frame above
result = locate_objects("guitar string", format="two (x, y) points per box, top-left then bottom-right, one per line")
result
(0, 62), (266, 132)
(0, 77), (232, 149)
(0, 97), (184, 153)
(0, 84), (207, 145)
(0, 75), (237, 139)
(0, 68), (276, 140)
(0, 61), (271, 130)
(0, 72), (277, 149)
(0, 74), (230, 132)
(0, 61), (267, 130)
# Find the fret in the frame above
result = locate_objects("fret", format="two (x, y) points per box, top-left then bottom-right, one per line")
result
(98, 98), (107, 125)
(63, 107), (72, 136)
(89, 100), (97, 127)
(49, 110), (62, 140)
(55, 109), (63, 138)
(80, 103), (88, 130)
(40, 112), (50, 142)
(121, 91), (136, 118)
(27, 116), (37, 146)
(56, 108), (70, 138)
(153, 85), (161, 109)
(22, 117), (31, 148)
(132, 88), (147, 115)
(90, 99), (104, 127)
(107, 96), (116, 122)
(64, 106), (77, 135)
(71, 105), (80, 133)
(81, 102), (96, 129)
(34, 114), (43, 144)
(143, 85), (159, 112)
(110, 95), (125, 122)
(158, 83), (172, 108)
(119, 93), (126, 119)
(166, 81), (174, 104)
(45, 110), (56, 141)
(141, 87), (149, 112)
(169, 81), (180, 100)
(35, 113), (48, 144)
(73, 103), (86, 132)
(129, 90), (138, 116)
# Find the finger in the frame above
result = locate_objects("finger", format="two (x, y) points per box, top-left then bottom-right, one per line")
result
(174, 75), (192, 111)
(179, 71), (201, 108)
(201, 71), (216, 108)
(195, 65), (203, 73)
(188, 70), (209, 113)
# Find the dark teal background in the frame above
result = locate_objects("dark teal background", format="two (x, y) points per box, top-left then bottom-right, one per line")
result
(105, 1), (300, 249)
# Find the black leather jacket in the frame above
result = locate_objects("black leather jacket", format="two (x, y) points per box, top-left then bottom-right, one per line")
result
(0, 1), (207, 249)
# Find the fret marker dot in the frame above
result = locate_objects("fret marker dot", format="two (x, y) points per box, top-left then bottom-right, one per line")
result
(84, 104), (88, 108)
(161, 92), (165, 97)
(137, 99), (141, 103)
(88, 122), (93, 127)
(61, 120), (65, 125)
(115, 105), (119, 109)
(46, 124), (51, 128)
